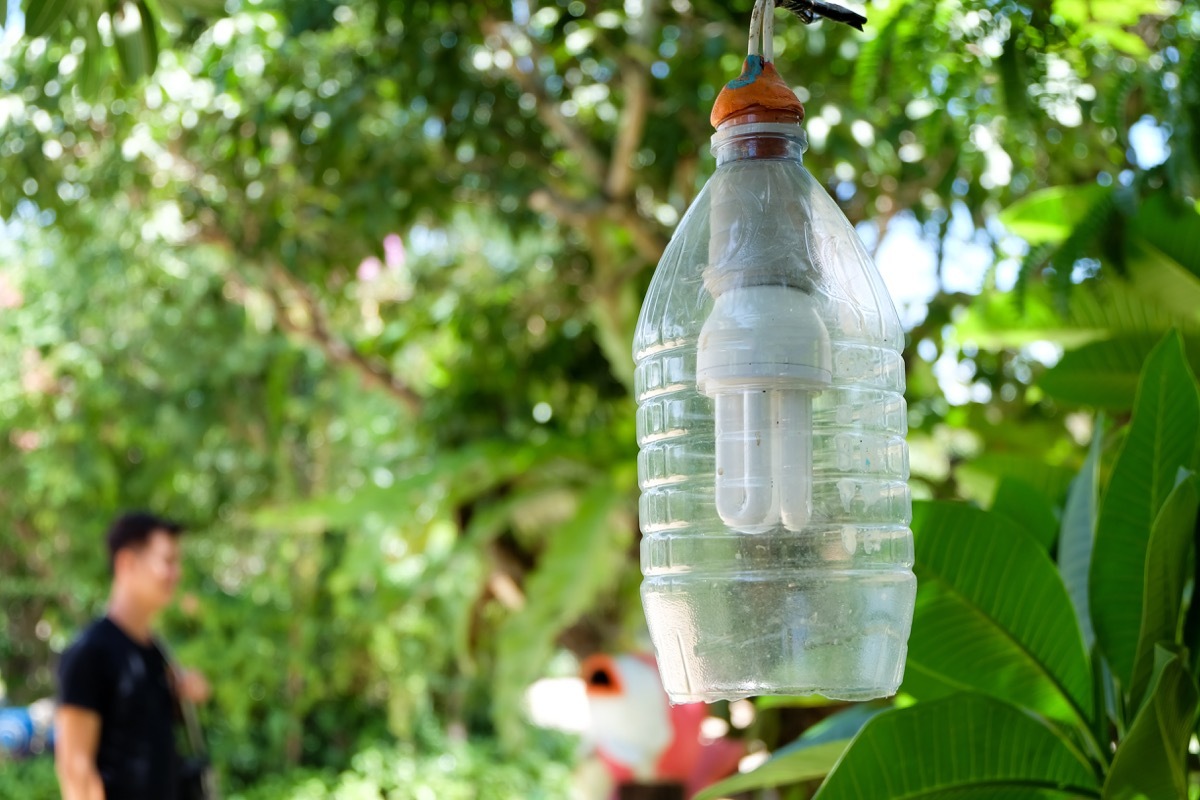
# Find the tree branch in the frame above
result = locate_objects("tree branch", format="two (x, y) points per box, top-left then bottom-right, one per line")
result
(485, 20), (608, 187)
(528, 187), (606, 228)
(529, 186), (668, 267)
(605, 0), (656, 200)
(484, 17), (668, 268)
(609, 202), (669, 267)
(198, 222), (423, 415)
(263, 266), (424, 414)
(485, 539), (529, 611)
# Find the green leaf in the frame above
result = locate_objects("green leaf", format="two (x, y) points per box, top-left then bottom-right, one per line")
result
(156, 0), (229, 18)
(997, 36), (1031, 123)
(903, 502), (1093, 726)
(1124, 237), (1200, 323)
(461, 486), (574, 547)
(814, 694), (1100, 799)
(952, 277), (1192, 352)
(1052, 0), (1164, 30)
(137, 1), (160, 70)
(112, 0), (159, 83)
(1128, 475), (1198, 710)
(754, 693), (843, 710)
(991, 477), (1059, 551)
(1090, 332), (1200, 688)
(23, 0), (74, 37)
(1102, 648), (1199, 800)
(1059, 420), (1104, 652)
(776, 703), (890, 751)
(1081, 24), (1149, 56)
(252, 440), (552, 531)
(694, 740), (848, 800)
(955, 454), (1076, 508)
(1000, 185), (1112, 245)
(77, 9), (110, 97)
(1044, 190), (1118, 297)
(1039, 339), (1145, 409)
(1039, 334), (1200, 409)
(492, 478), (633, 746)
(1128, 193), (1200, 281)
(849, 0), (909, 106)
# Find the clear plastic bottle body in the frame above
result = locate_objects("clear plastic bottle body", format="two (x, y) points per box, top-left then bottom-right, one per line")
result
(633, 124), (915, 703)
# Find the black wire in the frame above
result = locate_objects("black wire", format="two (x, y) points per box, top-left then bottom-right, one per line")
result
(776, 0), (868, 30)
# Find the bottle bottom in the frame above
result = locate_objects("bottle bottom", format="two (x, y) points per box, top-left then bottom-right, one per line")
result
(641, 569), (915, 704)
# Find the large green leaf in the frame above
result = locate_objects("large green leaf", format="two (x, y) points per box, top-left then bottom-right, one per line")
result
(1102, 648), (1198, 800)
(775, 703), (890, 751)
(155, 0), (229, 19)
(1128, 193), (1200, 281)
(753, 693), (843, 710)
(112, 1), (160, 83)
(955, 454), (1076, 508)
(77, 8), (111, 98)
(492, 476), (634, 745)
(814, 693), (1100, 799)
(694, 740), (848, 800)
(1039, 333), (1200, 409)
(978, 193), (1200, 379)
(1053, 0), (1165, 30)
(1128, 475), (1198, 710)
(848, 0), (910, 105)
(903, 502), (1093, 725)
(252, 440), (554, 531)
(991, 477), (1059, 551)
(1090, 333), (1200, 687)
(952, 278), (1193, 351)
(22, 0), (74, 37)
(1125, 238), (1200, 324)
(1059, 421), (1103, 652)
(999, 185), (1112, 245)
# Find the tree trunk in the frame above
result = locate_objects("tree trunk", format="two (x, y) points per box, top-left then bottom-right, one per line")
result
(619, 784), (686, 800)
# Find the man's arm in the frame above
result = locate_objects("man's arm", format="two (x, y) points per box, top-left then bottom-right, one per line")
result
(55, 705), (105, 800)
(175, 667), (211, 705)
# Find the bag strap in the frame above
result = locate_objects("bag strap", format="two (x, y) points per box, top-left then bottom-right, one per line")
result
(153, 637), (221, 800)
(152, 638), (207, 756)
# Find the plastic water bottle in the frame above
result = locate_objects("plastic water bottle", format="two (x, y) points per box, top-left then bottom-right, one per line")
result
(633, 87), (915, 704)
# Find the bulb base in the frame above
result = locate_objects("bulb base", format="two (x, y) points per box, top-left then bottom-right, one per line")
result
(697, 286), (832, 392)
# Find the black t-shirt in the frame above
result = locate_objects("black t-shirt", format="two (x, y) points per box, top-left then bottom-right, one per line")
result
(57, 617), (178, 800)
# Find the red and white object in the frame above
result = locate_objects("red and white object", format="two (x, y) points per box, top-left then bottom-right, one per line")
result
(580, 654), (745, 798)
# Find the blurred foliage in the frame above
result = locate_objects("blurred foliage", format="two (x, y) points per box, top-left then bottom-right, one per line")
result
(0, 731), (575, 800)
(0, 756), (58, 799)
(1, 0), (1198, 794)
(227, 730), (576, 800)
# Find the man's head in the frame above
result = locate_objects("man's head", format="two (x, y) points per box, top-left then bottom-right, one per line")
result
(106, 512), (184, 612)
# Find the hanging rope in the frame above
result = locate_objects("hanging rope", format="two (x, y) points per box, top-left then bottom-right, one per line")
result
(774, 0), (868, 36)
(747, 0), (772, 59)
(720, 0), (865, 110)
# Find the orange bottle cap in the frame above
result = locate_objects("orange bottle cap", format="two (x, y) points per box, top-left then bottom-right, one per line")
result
(710, 55), (805, 129)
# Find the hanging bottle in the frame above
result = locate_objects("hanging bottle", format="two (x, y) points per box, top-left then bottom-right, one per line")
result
(633, 0), (916, 703)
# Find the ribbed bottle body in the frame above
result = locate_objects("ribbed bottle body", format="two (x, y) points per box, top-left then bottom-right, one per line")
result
(633, 131), (915, 703)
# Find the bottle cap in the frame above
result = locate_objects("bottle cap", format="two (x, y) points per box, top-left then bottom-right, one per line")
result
(710, 55), (805, 130)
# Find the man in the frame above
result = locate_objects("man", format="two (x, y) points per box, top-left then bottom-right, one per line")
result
(55, 512), (211, 800)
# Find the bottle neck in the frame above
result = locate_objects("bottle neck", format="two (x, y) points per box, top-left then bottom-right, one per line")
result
(711, 121), (808, 166)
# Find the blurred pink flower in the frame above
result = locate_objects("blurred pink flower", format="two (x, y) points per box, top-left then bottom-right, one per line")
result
(357, 256), (383, 282)
(11, 430), (41, 452)
(0, 275), (22, 309)
(383, 233), (406, 270)
(21, 349), (55, 395)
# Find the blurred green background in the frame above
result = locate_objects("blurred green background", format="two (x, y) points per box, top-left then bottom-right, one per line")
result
(1, 0), (1197, 796)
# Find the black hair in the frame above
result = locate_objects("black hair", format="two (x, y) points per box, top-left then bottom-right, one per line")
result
(106, 511), (184, 573)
